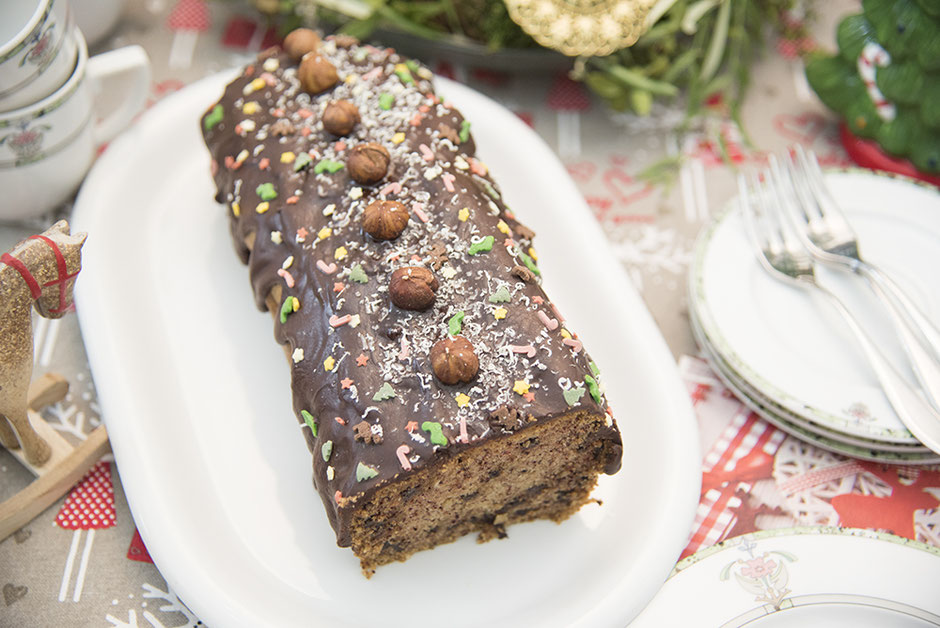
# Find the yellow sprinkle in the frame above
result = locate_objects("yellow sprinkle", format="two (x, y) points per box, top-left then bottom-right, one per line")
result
(242, 101), (260, 115)
(235, 149), (249, 163)
(324, 356), (336, 371)
(395, 63), (410, 74)
(292, 347), (304, 363)
(455, 393), (470, 407)
(349, 187), (363, 200)
(513, 380), (530, 395)
(392, 132), (406, 144)
(291, 296), (300, 312)
(560, 328), (572, 339)
(280, 151), (296, 163)
(344, 74), (357, 84)
(231, 201), (240, 217)
(334, 246), (348, 260)
(528, 247), (538, 261)
(494, 307), (507, 320)
(458, 208), (470, 222)
(250, 77), (266, 92)
(441, 266), (457, 279)
(256, 201), (270, 214)
(496, 220), (510, 235)
(318, 227), (332, 240)
(282, 255), (294, 269)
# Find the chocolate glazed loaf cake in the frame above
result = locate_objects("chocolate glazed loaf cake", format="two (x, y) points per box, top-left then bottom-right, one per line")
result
(201, 28), (622, 575)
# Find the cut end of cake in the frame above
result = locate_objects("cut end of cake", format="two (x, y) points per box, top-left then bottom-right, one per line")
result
(346, 410), (621, 576)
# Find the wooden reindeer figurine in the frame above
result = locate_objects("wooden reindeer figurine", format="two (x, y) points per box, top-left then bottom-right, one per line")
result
(0, 220), (86, 466)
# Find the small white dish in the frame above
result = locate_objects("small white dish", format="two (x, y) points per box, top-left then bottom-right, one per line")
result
(72, 71), (701, 628)
(690, 171), (940, 445)
(0, 0), (71, 101)
(632, 527), (940, 627)
(0, 29), (150, 221)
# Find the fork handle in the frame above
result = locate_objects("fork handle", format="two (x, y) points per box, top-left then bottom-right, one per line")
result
(818, 286), (940, 455)
(860, 262), (940, 362)
(859, 262), (940, 412)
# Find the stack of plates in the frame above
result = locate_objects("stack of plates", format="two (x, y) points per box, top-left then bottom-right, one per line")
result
(689, 170), (940, 464)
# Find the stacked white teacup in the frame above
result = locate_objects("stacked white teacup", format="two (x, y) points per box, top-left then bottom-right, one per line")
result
(0, 0), (150, 221)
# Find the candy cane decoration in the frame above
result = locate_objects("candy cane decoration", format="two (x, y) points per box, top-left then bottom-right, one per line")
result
(396, 445), (412, 471)
(276, 268), (295, 288)
(412, 202), (430, 223)
(329, 314), (352, 327)
(536, 310), (559, 330)
(316, 260), (337, 274)
(380, 181), (402, 196)
(857, 42), (896, 122)
(441, 173), (457, 192)
(508, 344), (537, 358)
(563, 337), (583, 353)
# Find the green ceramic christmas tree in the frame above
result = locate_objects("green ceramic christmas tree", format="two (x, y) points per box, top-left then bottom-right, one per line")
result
(805, 0), (940, 175)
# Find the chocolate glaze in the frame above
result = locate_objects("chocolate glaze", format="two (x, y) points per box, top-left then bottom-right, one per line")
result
(201, 40), (622, 546)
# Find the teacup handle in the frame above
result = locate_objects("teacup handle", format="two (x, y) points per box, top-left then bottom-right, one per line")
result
(86, 45), (151, 145)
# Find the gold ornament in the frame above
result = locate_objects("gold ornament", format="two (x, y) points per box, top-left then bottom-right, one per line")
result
(503, 0), (659, 57)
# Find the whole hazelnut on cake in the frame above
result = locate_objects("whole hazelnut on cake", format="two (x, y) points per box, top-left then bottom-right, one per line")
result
(283, 28), (321, 61)
(431, 336), (479, 385)
(389, 267), (438, 311)
(333, 34), (360, 48)
(298, 54), (338, 94)
(362, 200), (409, 241)
(347, 142), (390, 184)
(323, 100), (360, 136)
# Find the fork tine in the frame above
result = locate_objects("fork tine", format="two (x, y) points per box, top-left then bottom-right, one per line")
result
(768, 155), (813, 245)
(737, 173), (774, 274)
(761, 161), (803, 255)
(783, 150), (821, 227)
(737, 173), (760, 249)
(794, 146), (853, 233)
(740, 169), (814, 289)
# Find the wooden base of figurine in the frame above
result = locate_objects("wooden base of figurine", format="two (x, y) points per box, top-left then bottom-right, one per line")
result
(0, 374), (110, 542)
(840, 123), (940, 187)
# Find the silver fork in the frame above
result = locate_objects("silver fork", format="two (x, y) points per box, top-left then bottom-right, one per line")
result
(738, 171), (940, 455)
(783, 147), (940, 411)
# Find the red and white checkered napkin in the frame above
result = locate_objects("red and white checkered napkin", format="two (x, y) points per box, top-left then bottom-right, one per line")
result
(678, 356), (786, 559)
(677, 355), (940, 554)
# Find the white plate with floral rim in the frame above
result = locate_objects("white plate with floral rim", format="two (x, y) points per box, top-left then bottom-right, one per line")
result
(691, 309), (940, 465)
(631, 526), (940, 627)
(690, 171), (940, 446)
(689, 306), (940, 464)
(71, 71), (700, 628)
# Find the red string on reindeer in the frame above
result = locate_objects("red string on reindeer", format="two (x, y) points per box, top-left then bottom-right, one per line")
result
(0, 221), (110, 542)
